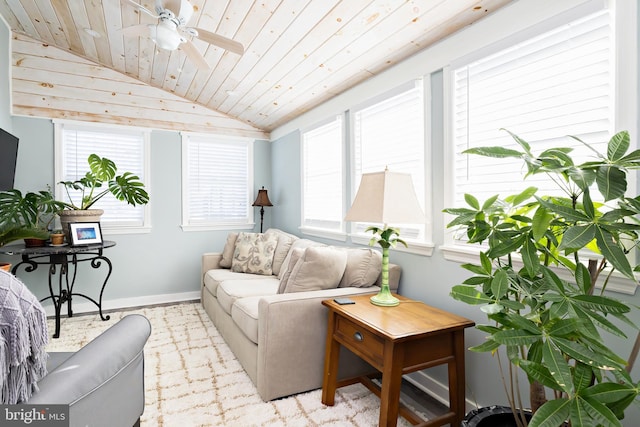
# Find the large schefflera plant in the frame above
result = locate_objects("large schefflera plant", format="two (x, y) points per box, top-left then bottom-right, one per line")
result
(443, 130), (640, 427)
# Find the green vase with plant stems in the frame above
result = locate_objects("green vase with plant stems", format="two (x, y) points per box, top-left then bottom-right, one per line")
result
(444, 129), (640, 427)
(366, 225), (406, 306)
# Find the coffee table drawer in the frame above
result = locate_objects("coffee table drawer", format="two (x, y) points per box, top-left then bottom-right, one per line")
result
(335, 316), (384, 367)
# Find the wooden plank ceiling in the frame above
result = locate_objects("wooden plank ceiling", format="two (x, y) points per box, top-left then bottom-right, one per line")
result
(0, 0), (512, 137)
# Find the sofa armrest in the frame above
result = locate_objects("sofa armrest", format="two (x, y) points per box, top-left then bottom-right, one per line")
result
(255, 287), (377, 400)
(29, 315), (151, 426)
(201, 252), (223, 286)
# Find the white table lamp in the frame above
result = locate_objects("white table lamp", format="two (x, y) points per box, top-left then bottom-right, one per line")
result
(345, 168), (424, 306)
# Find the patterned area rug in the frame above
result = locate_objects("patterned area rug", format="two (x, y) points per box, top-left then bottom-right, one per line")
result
(45, 302), (414, 426)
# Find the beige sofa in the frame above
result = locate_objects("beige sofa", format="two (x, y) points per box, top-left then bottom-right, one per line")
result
(201, 228), (401, 401)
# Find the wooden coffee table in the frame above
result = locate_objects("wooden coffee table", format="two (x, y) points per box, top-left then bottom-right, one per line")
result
(321, 294), (475, 427)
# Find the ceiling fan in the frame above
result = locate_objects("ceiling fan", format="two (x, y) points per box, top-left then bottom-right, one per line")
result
(120, 0), (244, 70)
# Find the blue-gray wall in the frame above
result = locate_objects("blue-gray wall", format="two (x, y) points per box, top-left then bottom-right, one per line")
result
(0, 114), (272, 306)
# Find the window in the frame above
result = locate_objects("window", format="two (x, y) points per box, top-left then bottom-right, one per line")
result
(351, 80), (427, 244)
(54, 122), (150, 232)
(301, 115), (344, 236)
(450, 8), (614, 218)
(181, 133), (253, 230)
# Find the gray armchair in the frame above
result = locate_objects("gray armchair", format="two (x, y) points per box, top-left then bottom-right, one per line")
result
(28, 314), (152, 427)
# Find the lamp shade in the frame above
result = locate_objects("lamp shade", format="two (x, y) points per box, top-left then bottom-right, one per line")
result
(252, 187), (273, 207)
(345, 169), (424, 225)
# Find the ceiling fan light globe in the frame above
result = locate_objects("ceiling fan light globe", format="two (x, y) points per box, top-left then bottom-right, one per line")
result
(152, 21), (182, 50)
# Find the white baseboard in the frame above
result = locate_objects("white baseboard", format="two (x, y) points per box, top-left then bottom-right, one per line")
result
(404, 371), (479, 413)
(41, 291), (201, 317)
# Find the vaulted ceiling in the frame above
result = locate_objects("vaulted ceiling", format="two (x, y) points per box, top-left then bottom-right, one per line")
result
(0, 0), (513, 137)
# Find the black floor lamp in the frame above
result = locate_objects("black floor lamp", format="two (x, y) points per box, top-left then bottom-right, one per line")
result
(252, 186), (273, 233)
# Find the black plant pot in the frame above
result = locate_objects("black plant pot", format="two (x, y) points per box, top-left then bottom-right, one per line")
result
(463, 405), (532, 427)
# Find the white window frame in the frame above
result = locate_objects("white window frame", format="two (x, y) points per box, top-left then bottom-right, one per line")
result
(181, 132), (254, 231)
(441, 0), (637, 294)
(300, 114), (347, 241)
(54, 120), (151, 235)
(348, 79), (434, 256)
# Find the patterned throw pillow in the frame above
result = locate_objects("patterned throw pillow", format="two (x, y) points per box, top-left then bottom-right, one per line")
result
(231, 232), (278, 275)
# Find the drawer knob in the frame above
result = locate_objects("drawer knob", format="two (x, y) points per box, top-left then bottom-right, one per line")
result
(354, 332), (363, 342)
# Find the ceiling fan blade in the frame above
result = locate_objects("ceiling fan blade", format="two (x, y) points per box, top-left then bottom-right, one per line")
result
(120, 0), (158, 18)
(194, 28), (244, 55)
(120, 24), (151, 38)
(177, 0), (194, 24)
(158, 0), (177, 14)
(180, 39), (210, 70)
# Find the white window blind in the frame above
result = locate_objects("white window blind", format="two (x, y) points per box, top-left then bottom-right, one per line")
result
(302, 115), (344, 232)
(182, 134), (252, 228)
(56, 123), (149, 229)
(352, 80), (425, 240)
(451, 8), (613, 213)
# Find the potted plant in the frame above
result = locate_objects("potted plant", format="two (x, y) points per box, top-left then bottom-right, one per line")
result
(57, 154), (149, 236)
(0, 222), (53, 271)
(0, 189), (67, 247)
(49, 229), (65, 246)
(0, 224), (51, 270)
(443, 130), (640, 427)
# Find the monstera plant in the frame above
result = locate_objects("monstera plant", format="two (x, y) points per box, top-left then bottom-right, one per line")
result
(444, 130), (640, 427)
(0, 189), (66, 235)
(57, 154), (149, 240)
(58, 154), (149, 210)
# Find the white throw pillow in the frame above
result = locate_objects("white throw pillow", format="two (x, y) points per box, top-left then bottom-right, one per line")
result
(282, 246), (348, 293)
(277, 247), (305, 294)
(277, 239), (325, 279)
(267, 232), (298, 276)
(338, 248), (382, 288)
(219, 232), (238, 268)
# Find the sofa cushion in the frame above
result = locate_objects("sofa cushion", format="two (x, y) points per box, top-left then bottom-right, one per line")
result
(278, 239), (325, 279)
(231, 296), (261, 344)
(282, 246), (348, 293)
(338, 248), (383, 288)
(219, 232), (238, 268)
(217, 279), (280, 315)
(231, 232), (278, 275)
(203, 270), (271, 297)
(277, 247), (305, 294)
(265, 229), (298, 276)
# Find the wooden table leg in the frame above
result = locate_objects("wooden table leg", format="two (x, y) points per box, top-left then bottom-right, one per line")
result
(379, 341), (404, 427)
(322, 311), (340, 406)
(449, 330), (466, 427)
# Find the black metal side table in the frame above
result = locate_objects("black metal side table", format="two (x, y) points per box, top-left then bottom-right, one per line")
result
(0, 241), (116, 338)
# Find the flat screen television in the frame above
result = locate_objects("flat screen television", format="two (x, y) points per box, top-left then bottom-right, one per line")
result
(0, 128), (19, 191)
